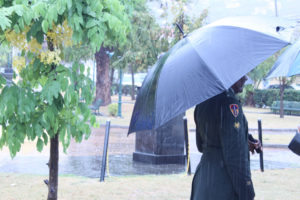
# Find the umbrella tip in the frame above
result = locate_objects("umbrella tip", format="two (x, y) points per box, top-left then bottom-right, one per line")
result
(276, 26), (285, 32)
(175, 23), (186, 38)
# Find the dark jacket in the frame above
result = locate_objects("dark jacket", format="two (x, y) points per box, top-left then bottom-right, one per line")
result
(190, 89), (255, 200)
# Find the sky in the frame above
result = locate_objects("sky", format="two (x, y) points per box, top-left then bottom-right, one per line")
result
(148, 0), (300, 26)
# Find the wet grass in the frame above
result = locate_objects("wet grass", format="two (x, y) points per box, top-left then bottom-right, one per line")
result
(0, 168), (299, 200)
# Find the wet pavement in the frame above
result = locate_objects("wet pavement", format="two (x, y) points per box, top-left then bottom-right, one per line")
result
(0, 127), (299, 178)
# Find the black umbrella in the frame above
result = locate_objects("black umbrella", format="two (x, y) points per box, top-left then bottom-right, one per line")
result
(129, 16), (293, 134)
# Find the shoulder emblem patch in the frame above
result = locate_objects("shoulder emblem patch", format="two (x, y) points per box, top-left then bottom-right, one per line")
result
(229, 104), (239, 117)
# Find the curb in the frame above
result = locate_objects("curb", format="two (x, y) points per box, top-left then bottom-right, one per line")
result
(263, 144), (288, 148)
(189, 128), (296, 132)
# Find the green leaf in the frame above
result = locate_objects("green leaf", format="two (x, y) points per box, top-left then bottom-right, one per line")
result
(44, 105), (56, 127)
(42, 20), (48, 33)
(72, 62), (79, 72)
(60, 77), (68, 91)
(0, 74), (6, 89)
(41, 81), (61, 105)
(13, 24), (20, 33)
(48, 6), (58, 23)
(36, 30), (44, 44)
(57, 0), (66, 15)
(66, 0), (72, 9)
(75, 2), (82, 14)
(22, 11), (32, 25)
(86, 19), (97, 29)
(32, 1), (46, 17)
(13, 5), (23, 16)
(36, 138), (43, 152)
(42, 132), (48, 145)
(34, 123), (43, 137)
(90, 115), (96, 126)
(0, 16), (11, 31)
(53, 93), (64, 111)
(18, 18), (24, 30)
(25, 124), (34, 140)
(26, 18), (42, 41)
(79, 64), (84, 74)
(87, 26), (97, 38)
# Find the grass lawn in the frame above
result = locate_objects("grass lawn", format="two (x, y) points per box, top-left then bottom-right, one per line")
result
(0, 168), (299, 200)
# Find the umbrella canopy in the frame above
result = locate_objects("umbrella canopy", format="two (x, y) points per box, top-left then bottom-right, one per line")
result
(265, 39), (300, 79)
(129, 16), (292, 134)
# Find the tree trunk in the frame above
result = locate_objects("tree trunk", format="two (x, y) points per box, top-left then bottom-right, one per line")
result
(47, 133), (59, 200)
(95, 45), (111, 106)
(130, 65), (135, 100)
(279, 77), (286, 118)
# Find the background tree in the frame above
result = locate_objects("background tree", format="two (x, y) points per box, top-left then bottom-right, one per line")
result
(0, 1), (128, 199)
(93, 0), (129, 106)
(111, 0), (170, 100)
(247, 50), (294, 117)
(169, 0), (208, 45)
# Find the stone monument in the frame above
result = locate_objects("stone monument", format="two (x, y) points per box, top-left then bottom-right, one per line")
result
(133, 114), (185, 164)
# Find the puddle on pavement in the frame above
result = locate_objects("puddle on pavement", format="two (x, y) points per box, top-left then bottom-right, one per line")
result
(0, 127), (299, 177)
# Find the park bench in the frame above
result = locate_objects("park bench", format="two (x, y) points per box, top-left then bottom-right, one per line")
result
(89, 99), (103, 115)
(270, 101), (300, 115)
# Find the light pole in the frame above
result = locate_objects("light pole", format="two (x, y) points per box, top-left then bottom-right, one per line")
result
(274, 0), (278, 17)
(118, 67), (123, 117)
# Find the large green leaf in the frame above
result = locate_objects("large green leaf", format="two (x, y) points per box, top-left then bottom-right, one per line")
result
(36, 137), (44, 152)
(41, 81), (61, 105)
(42, 19), (49, 33)
(0, 9), (12, 30)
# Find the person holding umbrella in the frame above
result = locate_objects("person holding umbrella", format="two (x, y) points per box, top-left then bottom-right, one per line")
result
(190, 75), (261, 200)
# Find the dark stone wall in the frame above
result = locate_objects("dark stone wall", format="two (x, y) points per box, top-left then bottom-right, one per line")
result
(133, 114), (186, 164)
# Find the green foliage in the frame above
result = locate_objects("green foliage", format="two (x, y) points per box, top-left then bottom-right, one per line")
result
(0, 0), (130, 157)
(248, 55), (276, 89)
(237, 84), (254, 105)
(0, 74), (6, 88)
(169, 1), (208, 46)
(112, 0), (166, 72)
(108, 103), (118, 116)
(0, 0), (129, 51)
(253, 89), (300, 107)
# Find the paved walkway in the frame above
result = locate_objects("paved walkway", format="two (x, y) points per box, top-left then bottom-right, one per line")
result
(1, 127), (299, 178)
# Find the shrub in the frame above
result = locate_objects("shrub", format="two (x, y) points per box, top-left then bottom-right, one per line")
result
(253, 89), (300, 107)
(108, 103), (118, 116)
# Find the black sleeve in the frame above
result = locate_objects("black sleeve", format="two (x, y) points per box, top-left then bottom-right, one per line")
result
(219, 99), (255, 200)
(194, 105), (203, 152)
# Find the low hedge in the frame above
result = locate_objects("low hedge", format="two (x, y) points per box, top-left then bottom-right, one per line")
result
(271, 101), (300, 115)
(253, 89), (300, 107)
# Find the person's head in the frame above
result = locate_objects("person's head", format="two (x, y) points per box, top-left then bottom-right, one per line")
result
(231, 75), (248, 94)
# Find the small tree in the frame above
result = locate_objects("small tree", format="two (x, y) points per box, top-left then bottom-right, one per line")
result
(0, 0), (128, 199)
